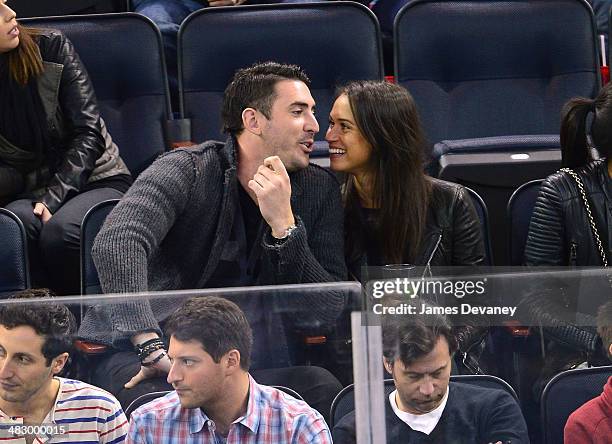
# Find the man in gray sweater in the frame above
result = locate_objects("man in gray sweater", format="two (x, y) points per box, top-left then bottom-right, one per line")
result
(78, 62), (347, 419)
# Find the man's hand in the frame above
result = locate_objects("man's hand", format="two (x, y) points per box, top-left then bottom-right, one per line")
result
(126, 332), (172, 389)
(248, 156), (295, 238)
(208, 0), (246, 6)
(33, 202), (52, 223)
(124, 348), (172, 389)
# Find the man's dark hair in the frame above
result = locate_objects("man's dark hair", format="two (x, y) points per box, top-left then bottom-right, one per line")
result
(382, 301), (458, 367)
(0, 288), (76, 366)
(165, 296), (253, 370)
(221, 61), (310, 135)
(597, 301), (612, 359)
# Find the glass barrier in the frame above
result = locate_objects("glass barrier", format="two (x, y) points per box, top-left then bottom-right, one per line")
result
(352, 267), (612, 444)
(0, 282), (361, 442)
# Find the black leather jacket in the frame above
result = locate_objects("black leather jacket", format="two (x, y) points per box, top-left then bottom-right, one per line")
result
(347, 178), (486, 356)
(522, 160), (611, 353)
(415, 178), (485, 267)
(525, 160), (611, 266)
(348, 177), (485, 278)
(33, 31), (129, 212)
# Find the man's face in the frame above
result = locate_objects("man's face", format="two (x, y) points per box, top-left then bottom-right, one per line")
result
(167, 336), (226, 410)
(259, 79), (319, 172)
(385, 336), (452, 415)
(0, 325), (58, 404)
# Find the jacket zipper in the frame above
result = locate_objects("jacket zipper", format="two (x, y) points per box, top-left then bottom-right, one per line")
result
(422, 232), (443, 277)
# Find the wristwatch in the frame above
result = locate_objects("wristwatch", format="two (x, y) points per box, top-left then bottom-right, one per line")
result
(272, 224), (298, 245)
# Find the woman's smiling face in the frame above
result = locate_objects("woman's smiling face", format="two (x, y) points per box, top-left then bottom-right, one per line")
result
(326, 93), (373, 178)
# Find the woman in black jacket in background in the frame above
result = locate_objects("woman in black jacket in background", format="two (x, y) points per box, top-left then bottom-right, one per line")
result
(525, 83), (611, 267)
(0, 2), (132, 294)
(523, 84), (612, 389)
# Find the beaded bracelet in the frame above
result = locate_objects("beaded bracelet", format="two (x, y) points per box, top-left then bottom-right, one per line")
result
(135, 338), (165, 361)
(141, 351), (167, 368)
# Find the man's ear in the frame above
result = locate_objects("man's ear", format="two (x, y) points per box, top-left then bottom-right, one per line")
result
(51, 352), (70, 376)
(383, 358), (394, 376)
(224, 349), (242, 375)
(608, 342), (612, 359)
(242, 108), (262, 136)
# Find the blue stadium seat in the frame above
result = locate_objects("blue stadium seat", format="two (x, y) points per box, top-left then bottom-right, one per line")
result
(14, 0), (128, 17)
(124, 385), (303, 418)
(395, 0), (597, 264)
(507, 179), (544, 266)
(541, 365), (612, 444)
(436, 135), (560, 264)
(0, 208), (30, 297)
(178, 2), (383, 155)
(394, 0), (600, 147)
(80, 199), (119, 295)
(22, 13), (172, 175)
(330, 375), (518, 428)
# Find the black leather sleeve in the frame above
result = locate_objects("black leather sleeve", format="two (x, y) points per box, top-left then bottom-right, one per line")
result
(524, 174), (566, 266)
(39, 32), (105, 213)
(451, 186), (485, 266)
(521, 173), (598, 352)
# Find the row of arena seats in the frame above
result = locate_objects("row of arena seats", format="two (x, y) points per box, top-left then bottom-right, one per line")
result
(333, 370), (612, 444)
(119, 365), (612, 444)
(19, 0), (602, 264)
(0, 178), (545, 295)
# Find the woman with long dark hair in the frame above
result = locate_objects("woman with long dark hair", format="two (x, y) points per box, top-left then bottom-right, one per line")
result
(525, 83), (612, 266)
(522, 85), (612, 394)
(325, 81), (484, 277)
(0, 2), (132, 294)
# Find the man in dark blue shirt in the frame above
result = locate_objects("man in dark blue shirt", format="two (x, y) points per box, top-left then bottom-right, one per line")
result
(333, 304), (530, 443)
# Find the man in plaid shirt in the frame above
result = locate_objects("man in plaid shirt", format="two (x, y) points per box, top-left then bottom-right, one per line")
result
(126, 296), (332, 443)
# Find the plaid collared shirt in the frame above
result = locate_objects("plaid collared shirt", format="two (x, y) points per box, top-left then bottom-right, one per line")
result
(127, 374), (332, 443)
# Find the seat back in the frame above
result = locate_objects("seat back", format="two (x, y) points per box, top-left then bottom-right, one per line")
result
(0, 209), (30, 296)
(464, 186), (493, 266)
(272, 385), (304, 401)
(330, 375), (518, 428)
(507, 179), (544, 265)
(123, 385), (303, 418)
(395, 0), (600, 146)
(541, 365), (612, 444)
(437, 136), (560, 264)
(178, 2), (383, 146)
(23, 13), (171, 175)
(125, 391), (171, 418)
(80, 199), (119, 295)
(13, 0), (128, 17)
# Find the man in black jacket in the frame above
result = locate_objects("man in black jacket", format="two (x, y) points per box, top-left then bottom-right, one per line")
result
(333, 305), (529, 443)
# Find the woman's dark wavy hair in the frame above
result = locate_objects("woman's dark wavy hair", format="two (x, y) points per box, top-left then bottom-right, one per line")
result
(339, 81), (431, 264)
(7, 25), (44, 85)
(560, 82), (612, 168)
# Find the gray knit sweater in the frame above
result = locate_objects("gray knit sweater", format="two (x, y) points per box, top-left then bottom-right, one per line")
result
(78, 137), (347, 348)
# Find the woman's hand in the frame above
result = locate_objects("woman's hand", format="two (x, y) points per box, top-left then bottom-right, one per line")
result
(33, 202), (52, 223)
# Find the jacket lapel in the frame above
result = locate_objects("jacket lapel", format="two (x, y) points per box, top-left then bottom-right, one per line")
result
(196, 138), (238, 288)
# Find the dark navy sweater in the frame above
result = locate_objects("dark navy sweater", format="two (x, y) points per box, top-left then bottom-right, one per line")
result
(333, 382), (529, 443)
